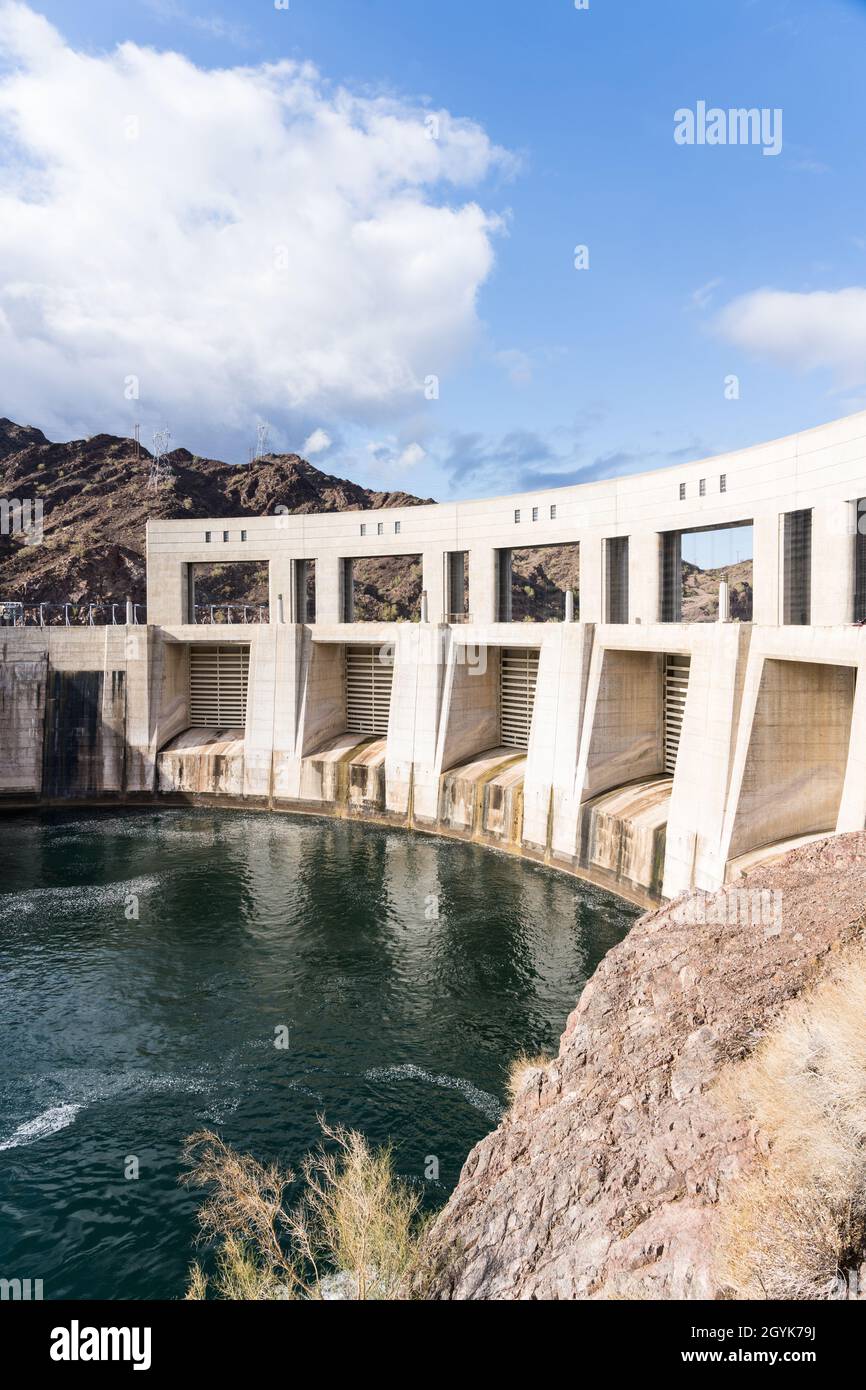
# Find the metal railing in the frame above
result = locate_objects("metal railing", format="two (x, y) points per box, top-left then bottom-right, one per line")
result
(0, 600), (269, 627)
(192, 604), (269, 625)
(0, 600), (146, 627)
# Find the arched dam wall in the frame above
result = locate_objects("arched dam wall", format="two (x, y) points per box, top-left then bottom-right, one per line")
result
(4, 409), (866, 907)
(2, 616), (866, 909)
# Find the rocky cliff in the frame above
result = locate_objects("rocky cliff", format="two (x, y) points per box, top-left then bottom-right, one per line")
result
(422, 834), (866, 1300)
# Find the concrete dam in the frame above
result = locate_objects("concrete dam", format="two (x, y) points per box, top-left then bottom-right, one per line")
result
(4, 408), (866, 908)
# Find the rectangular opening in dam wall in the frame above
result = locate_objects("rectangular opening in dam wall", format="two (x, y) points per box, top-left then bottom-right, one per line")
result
(661, 523), (753, 622)
(495, 543), (579, 622)
(782, 509), (812, 625)
(445, 550), (469, 622)
(604, 537), (629, 623)
(728, 659), (855, 861)
(499, 647), (539, 749)
(188, 562), (269, 624)
(293, 559), (316, 624)
(346, 643), (394, 736)
(856, 500), (866, 623)
(189, 645), (250, 728)
(341, 555), (422, 622)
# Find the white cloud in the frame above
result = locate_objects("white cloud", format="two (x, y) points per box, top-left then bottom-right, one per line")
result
(0, 3), (510, 450)
(494, 348), (532, 387)
(302, 427), (331, 457)
(788, 158), (831, 175)
(715, 287), (866, 386)
(398, 441), (426, 469)
(365, 436), (427, 472)
(143, 0), (252, 49)
(688, 278), (721, 312)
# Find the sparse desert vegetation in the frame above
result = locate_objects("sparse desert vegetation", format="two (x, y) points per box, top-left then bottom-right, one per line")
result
(181, 1119), (428, 1300)
(716, 942), (866, 1299)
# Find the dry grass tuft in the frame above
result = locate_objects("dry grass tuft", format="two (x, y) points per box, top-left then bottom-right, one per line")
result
(181, 1119), (427, 1300)
(716, 944), (866, 1299)
(506, 1053), (552, 1107)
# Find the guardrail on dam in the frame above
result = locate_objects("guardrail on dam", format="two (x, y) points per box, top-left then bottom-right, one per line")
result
(3, 409), (866, 907)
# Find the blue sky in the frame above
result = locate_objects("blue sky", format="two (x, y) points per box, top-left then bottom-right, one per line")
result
(2, 0), (866, 507)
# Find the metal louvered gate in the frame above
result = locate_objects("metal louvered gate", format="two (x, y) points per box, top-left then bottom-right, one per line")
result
(500, 647), (539, 750)
(783, 508), (812, 625)
(663, 654), (690, 774)
(346, 644), (393, 737)
(189, 645), (250, 728)
(605, 536), (630, 623)
(856, 498), (866, 623)
(661, 532), (683, 622)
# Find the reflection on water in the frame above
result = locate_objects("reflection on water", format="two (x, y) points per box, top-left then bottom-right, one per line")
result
(0, 809), (638, 1299)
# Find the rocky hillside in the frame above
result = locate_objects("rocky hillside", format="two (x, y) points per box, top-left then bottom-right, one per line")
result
(683, 557), (753, 622)
(508, 543), (580, 622)
(0, 418), (432, 609)
(421, 834), (866, 1300)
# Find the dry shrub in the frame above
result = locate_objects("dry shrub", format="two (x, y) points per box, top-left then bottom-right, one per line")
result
(505, 1053), (552, 1106)
(181, 1119), (426, 1300)
(716, 943), (866, 1299)
(181, 1129), (301, 1300)
(289, 1121), (424, 1299)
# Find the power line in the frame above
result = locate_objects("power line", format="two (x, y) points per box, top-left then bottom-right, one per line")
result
(148, 429), (173, 490)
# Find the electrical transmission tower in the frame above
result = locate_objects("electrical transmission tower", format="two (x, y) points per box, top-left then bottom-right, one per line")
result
(255, 423), (270, 462)
(148, 429), (174, 490)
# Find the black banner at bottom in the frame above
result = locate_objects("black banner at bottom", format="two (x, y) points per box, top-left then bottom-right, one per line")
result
(2, 1297), (859, 1375)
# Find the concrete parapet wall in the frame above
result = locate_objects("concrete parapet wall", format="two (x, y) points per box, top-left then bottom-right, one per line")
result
(147, 408), (866, 632)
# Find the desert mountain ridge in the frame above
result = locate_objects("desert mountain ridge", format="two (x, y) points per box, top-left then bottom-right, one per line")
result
(0, 418), (432, 606)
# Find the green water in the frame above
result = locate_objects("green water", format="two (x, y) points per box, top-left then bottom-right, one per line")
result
(0, 809), (638, 1300)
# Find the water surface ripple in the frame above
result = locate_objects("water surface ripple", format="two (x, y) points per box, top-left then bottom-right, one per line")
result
(0, 808), (638, 1299)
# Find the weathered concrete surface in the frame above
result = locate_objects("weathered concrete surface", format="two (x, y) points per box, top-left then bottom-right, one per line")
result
(0, 651), (47, 794)
(728, 658), (855, 858)
(578, 775), (672, 899)
(421, 834), (866, 1301)
(437, 746), (525, 841)
(297, 732), (386, 811)
(0, 629), (140, 800)
(158, 727), (245, 796)
(41, 667), (127, 798)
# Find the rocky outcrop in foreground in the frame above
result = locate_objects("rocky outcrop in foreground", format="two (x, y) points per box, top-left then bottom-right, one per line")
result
(423, 835), (866, 1300)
